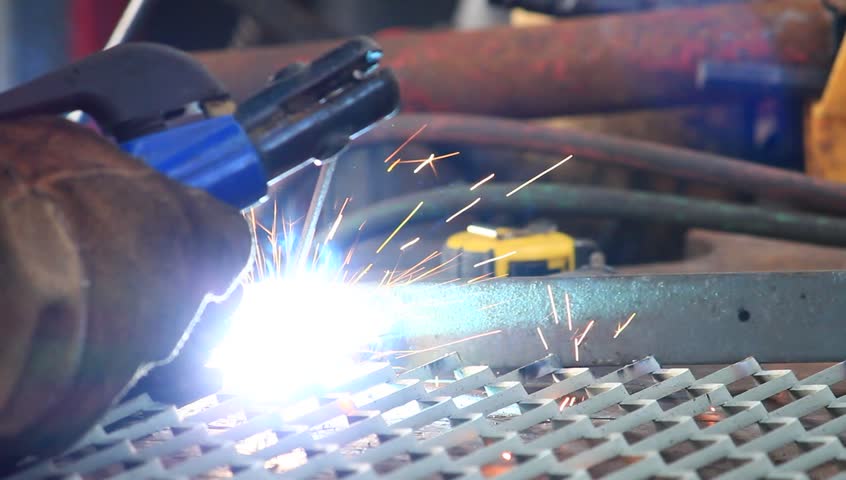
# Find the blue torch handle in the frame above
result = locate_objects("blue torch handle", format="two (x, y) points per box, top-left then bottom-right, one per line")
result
(120, 115), (268, 210)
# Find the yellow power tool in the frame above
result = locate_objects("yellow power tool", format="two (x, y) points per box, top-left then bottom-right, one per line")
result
(443, 223), (600, 278)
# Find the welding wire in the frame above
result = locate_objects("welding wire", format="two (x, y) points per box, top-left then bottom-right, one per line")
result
(470, 173), (495, 191)
(506, 155), (573, 197)
(293, 156), (338, 271)
(445, 197), (481, 223)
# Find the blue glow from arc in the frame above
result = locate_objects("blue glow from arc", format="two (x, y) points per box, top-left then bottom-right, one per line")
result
(207, 224), (392, 401)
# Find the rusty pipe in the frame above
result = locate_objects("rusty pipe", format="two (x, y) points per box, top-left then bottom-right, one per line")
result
(196, 0), (832, 117)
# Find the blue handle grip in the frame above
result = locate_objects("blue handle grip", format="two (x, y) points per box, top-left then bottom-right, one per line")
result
(120, 115), (268, 210)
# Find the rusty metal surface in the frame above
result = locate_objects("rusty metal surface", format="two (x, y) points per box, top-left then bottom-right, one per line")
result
(196, 0), (832, 117)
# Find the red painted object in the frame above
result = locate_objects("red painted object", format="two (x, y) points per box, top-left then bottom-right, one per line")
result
(196, 0), (833, 117)
(70, 0), (128, 59)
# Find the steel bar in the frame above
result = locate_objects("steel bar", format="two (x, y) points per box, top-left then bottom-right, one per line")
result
(195, 0), (832, 117)
(292, 156), (337, 272)
(386, 270), (846, 367)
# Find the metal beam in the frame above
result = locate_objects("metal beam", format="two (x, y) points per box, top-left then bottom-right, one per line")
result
(386, 271), (846, 367)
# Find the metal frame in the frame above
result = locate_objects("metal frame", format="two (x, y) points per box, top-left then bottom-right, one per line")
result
(387, 270), (846, 367)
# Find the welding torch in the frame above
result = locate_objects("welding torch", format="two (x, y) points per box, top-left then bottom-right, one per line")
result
(0, 37), (399, 211)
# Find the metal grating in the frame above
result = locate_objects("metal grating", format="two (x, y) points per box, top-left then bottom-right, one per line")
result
(10, 355), (846, 479)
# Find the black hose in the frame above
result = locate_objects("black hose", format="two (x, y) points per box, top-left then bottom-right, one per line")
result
(350, 114), (846, 214)
(323, 183), (846, 248)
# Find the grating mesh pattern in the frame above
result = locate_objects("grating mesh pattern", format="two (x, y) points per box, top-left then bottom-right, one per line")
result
(10, 355), (846, 479)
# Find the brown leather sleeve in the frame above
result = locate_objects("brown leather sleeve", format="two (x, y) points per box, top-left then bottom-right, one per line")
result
(0, 116), (252, 468)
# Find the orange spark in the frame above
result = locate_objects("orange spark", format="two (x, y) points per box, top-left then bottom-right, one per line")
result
(387, 158), (402, 172)
(350, 263), (373, 284)
(547, 285), (560, 325)
(574, 337), (580, 362)
(378, 270), (391, 286)
(470, 273), (508, 285)
(403, 151), (460, 164)
(613, 312), (637, 339)
(389, 250), (441, 284)
(400, 237), (421, 251)
(390, 266), (427, 286)
(480, 301), (508, 311)
(376, 201), (424, 253)
(408, 252), (462, 284)
(445, 197), (481, 223)
(325, 214), (344, 243)
(413, 154), (436, 174)
(473, 250), (517, 268)
(536, 327), (550, 351)
(564, 293), (573, 331)
(384, 124), (427, 163)
(506, 155), (573, 197)
(437, 278), (462, 286)
(501, 451), (513, 462)
(358, 220), (367, 231)
(396, 329), (503, 359)
(576, 319), (596, 346)
(470, 173), (495, 191)
(467, 272), (494, 284)
(559, 396), (577, 411)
